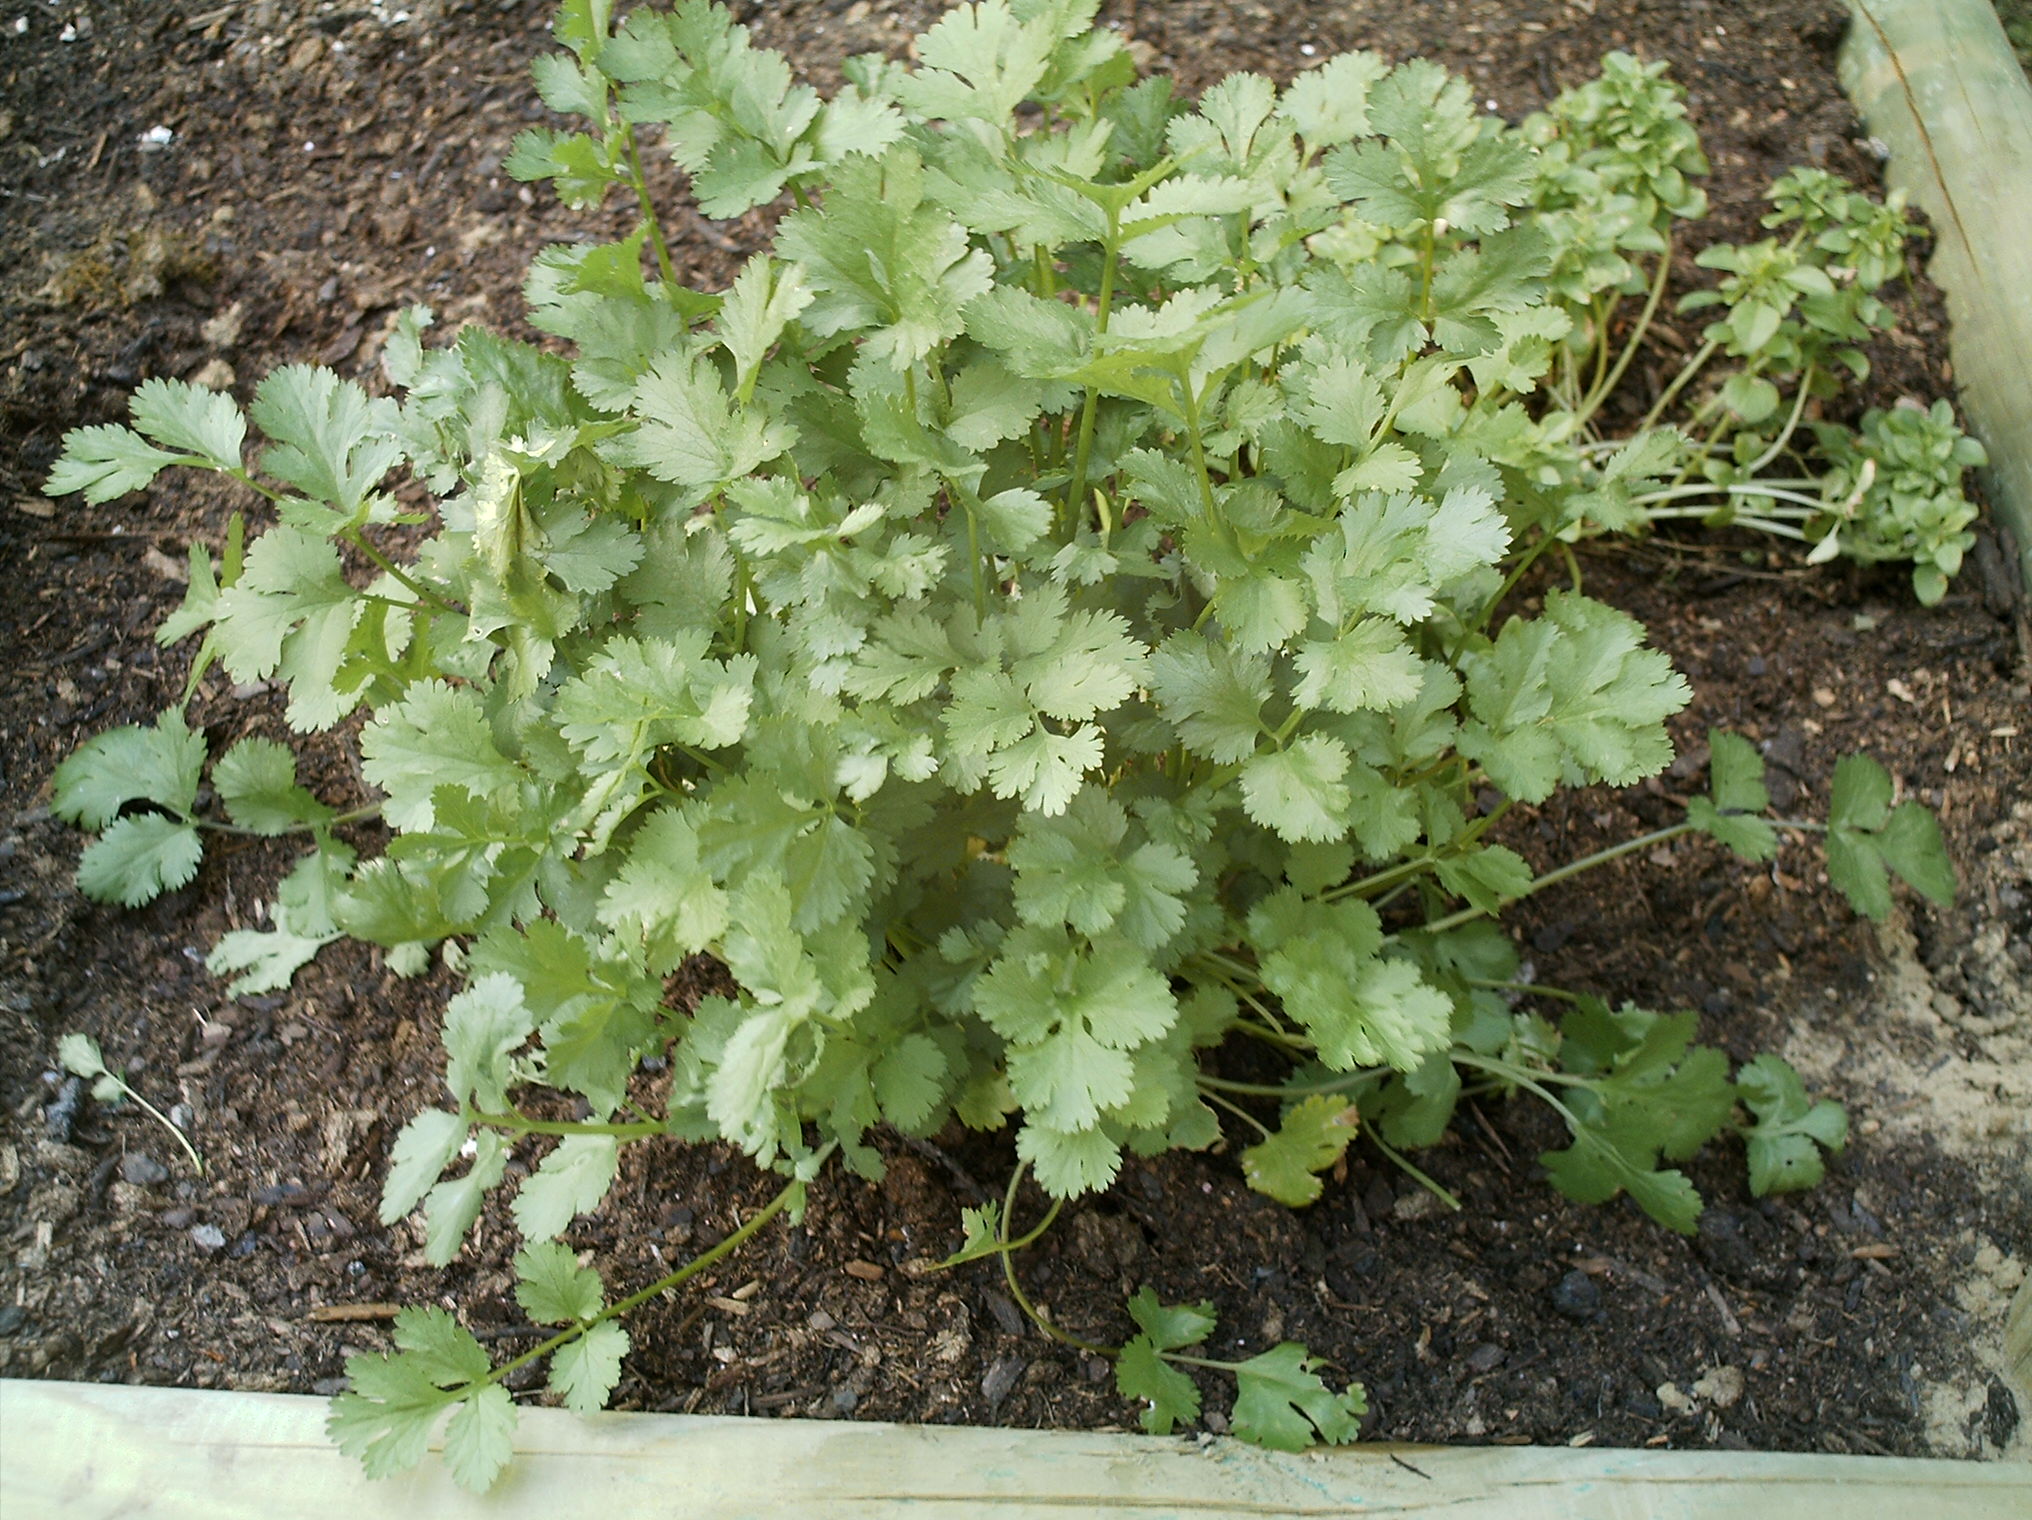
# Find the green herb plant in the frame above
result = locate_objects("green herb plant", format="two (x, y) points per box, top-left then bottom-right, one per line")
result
(55, 1032), (205, 1176)
(44, 0), (1962, 1490)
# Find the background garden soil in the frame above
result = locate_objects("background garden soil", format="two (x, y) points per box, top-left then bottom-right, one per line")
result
(2, 0), (2027, 1462)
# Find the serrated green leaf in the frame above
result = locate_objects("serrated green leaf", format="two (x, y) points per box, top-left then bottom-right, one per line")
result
(212, 737), (335, 834)
(550, 1321), (630, 1415)
(443, 973), (536, 1112)
(380, 1109), (470, 1225)
(442, 1384), (517, 1493)
(514, 1239), (605, 1325)
(361, 680), (525, 831)
(249, 365), (403, 513)
(76, 814), (204, 907)
(422, 1130), (510, 1266)
(1240, 1094), (1360, 1206)
(51, 710), (205, 831)
(206, 843), (351, 994)
(130, 377), (247, 469)
(1737, 1053), (1847, 1195)
(511, 1134), (620, 1240)
(1241, 735), (1352, 844)
(1229, 1342), (1368, 1451)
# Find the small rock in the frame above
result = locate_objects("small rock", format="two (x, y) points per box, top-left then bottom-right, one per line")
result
(1391, 1188), (1443, 1222)
(1693, 1365), (1745, 1409)
(1549, 1269), (1603, 1322)
(806, 1309), (836, 1332)
(188, 358), (236, 391)
(160, 1207), (194, 1229)
(190, 1223), (227, 1253)
(121, 1153), (169, 1187)
(312, 1376), (349, 1397)
(44, 1076), (84, 1143)
(830, 1385), (859, 1413)
(1657, 1382), (1695, 1415)
(981, 1355), (1027, 1408)
(252, 1181), (311, 1208)
(0, 1306), (26, 1336)
(981, 1291), (1026, 1338)
(1464, 1343), (1506, 1374)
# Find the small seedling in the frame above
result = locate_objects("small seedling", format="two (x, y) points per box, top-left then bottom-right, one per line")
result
(57, 1032), (205, 1176)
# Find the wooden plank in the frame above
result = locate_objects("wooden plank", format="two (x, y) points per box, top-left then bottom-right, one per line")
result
(2, 1379), (2025, 1519)
(1844, 0), (2032, 596)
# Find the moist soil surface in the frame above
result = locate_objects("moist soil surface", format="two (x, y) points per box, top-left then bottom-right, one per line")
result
(3, 0), (2028, 1465)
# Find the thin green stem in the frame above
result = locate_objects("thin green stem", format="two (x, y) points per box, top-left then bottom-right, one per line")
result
(469, 1109), (666, 1140)
(619, 121), (680, 288)
(1637, 337), (1719, 433)
(486, 1171), (810, 1390)
(996, 1163), (1115, 1358)
(1201, 1087), (1274, 1141)
(343, 530), (466, 617)
(1066, 210), (1121, 529)
(1367, 1131), (1462, 1212)
(1197, 1068), (1388, 1100)
(1409, 821), (1697, 939)
(1575, 238), (1676, 428)
(103, 1076), (204, 1176)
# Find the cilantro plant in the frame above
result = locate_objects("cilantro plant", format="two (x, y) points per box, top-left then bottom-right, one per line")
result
(44, 0), (1962, 1489)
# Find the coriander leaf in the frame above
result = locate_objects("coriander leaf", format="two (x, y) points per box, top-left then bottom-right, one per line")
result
(1737, 1054), (1847, 1195)
(380, 1109), (470, 1225)
(1241, 734), (1352, 844)
(130, 377), (247, 469)
(75, 814), (204, 907)
(718, 254), (813, 397)
(51, 709), (205, 831)
(394, 1303), (493, 1385)
(599, 809), (729, 971)
(45, 424), (186, 503)
(512, 1134), (620, 1240)
(549, 1322), (629, 1415)
(1146, 632), (1271, 764)
(442, 1384), (517, 1494)
(250, 365), (403, 513)
(361, 679), (525, 831)
(423, 1129), (510, 1266)
(1239, 1094), (1360, 1206)
(1291, 619), (1423, 714)
(1458, 589), (1690, 804)
(1824, 754), (1955, 917)
(1687, 728), (1778, 861)
(1117, 1337), (1202, 1435)
(984, 722), (1104, 816)
(1229, 1342), (1368, 1450)
(621, 351), (796, 504)
(1280, 51), (1390, 148)
(212, 736), (335, 834)
(443, 972), (537, 1113)
(515, 1240), (605, 1325)
(1015, 1121), (1123, 1197)
(205, 842), (351, 995)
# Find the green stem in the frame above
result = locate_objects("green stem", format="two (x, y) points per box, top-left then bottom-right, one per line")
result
(485, 1171), (809, 1391)
(1637, 337), (1719, 433)
(1197, 1069), (1388, 1100)
(1367, 1131), (1462, 1212)
(996, 1163), (1116, 1358)
(1066, 211), (1121, 531)
(102, 1076), (204, 1176)
(196, 802), (381, 838)
(469, 1109), (666, 1140)
(1575, 238), (1676, 428)
(619, 120), (679, 288)
(1201, 1087), (1274, 1141)
(1409, 821), (1697, 939)
(343, 530), (466, 617)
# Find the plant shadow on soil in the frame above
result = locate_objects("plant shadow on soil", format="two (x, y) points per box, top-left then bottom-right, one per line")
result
(1, 0), (2026, 1463)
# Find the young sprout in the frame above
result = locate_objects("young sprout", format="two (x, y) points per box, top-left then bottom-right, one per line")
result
(57, 1032), (205, 1177)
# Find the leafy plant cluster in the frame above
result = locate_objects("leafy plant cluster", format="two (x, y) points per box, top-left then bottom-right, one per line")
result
(45, 0), (1963, 1489)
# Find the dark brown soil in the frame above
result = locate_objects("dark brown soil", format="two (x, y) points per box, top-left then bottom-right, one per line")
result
(3, 0), (2027, 1464)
